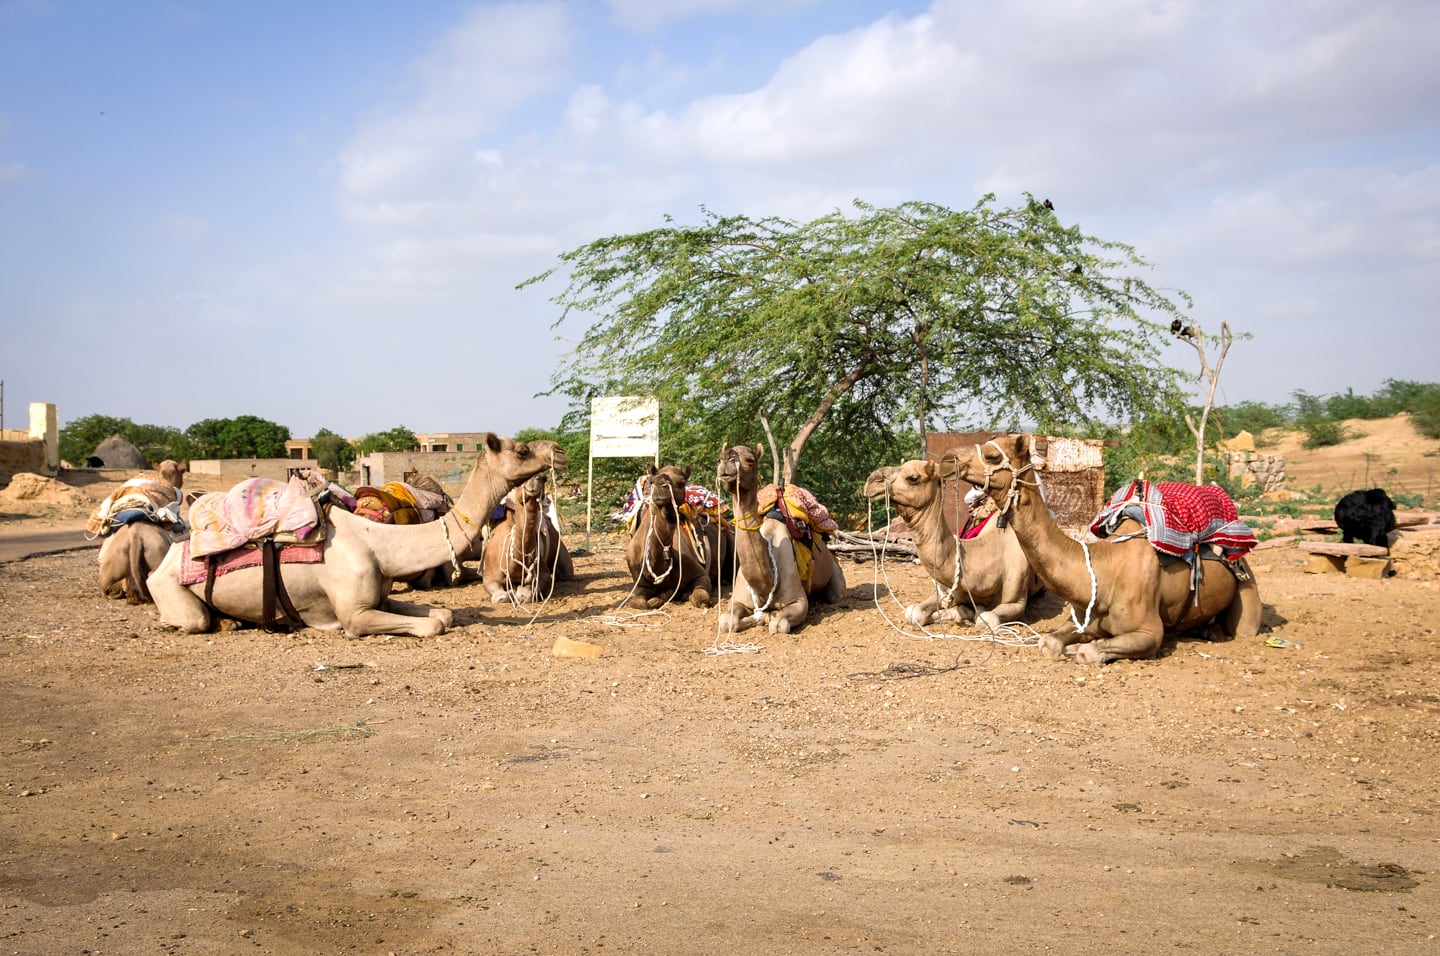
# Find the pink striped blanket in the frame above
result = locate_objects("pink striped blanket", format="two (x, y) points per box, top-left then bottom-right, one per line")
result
(178, 540), (326, 586)
(187, 476), (323, 558)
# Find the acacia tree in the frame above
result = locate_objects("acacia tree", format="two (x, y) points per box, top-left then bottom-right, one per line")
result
(524, 196), (1190, 485)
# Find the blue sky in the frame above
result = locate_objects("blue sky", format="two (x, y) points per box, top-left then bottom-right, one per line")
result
(2, 0), (1438, 442)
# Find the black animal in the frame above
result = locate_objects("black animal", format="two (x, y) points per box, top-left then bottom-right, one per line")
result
(1334, 488), (1397, 549)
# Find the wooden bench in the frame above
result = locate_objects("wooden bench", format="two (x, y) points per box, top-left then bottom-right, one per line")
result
(1298, 540), (1392, 578)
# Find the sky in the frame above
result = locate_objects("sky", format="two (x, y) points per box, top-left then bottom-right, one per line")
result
(2, 0), (1438, 442)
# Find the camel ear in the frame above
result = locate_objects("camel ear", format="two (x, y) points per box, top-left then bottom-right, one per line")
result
(680, 465), (692, 481)
(646, 463), (659, 477)
(482, 432), (502, 454)
(754, 443), (764, 457)
(935, 456), (958, 481)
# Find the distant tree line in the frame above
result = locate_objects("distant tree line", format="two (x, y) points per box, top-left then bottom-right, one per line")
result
(58, 415), (419, 472)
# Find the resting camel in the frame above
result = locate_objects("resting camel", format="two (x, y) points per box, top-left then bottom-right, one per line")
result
(148, 434), (566, 638)
(716, 444), (846, 634)
(863, 460), (1039, 630)
(90, 458), (189, 603)
(953, 435), (1262, 664)
(482, 473), (574, 604)
(624, 463), (731, 609)
(99, 520), (178, 604)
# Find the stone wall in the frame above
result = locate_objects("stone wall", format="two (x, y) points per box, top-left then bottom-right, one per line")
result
(1223, 451), (1287, 493)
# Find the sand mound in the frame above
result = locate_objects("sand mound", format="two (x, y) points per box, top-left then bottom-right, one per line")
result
(0, 473), (86, 509)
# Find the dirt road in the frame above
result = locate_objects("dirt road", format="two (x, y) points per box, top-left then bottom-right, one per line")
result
(2, 531), (1438, 954)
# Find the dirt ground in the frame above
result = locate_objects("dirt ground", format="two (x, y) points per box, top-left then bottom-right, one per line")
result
(3, 422), (1440, 955)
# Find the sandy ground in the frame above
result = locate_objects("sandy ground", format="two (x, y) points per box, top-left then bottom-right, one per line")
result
(2, 422), (1440, 955)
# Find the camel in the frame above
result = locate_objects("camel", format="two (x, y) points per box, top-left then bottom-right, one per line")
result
(863, 460), (1040, 630)
(98, 520), (178, 603)
(482, 472), (574, 604)
(716, 444), (846, 634)
(623, 463), (732, 609)
(952, 434), (1262, 664)
(148, 433), (566, 638)
(90, 458), (189, 603)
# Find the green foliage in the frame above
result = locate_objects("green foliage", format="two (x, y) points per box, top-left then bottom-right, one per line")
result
(358, 426), (417, 454)
(1300, 417), (1350, 449)
(59, 414), (194, 467)
(309, 428), (356, 472)
(1403, 383), (1440, 439)
(1210, 401), (1287, 439)
(1094, 411), (1193, 497)
(525, 196), (1189, 481)
(1323, 387), (1391, 421)
(185, 416), (290, 459)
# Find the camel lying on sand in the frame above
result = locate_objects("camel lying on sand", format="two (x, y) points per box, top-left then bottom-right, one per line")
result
(99, 520), (179, 604)
(864, 460), (1039, 630)
(717, 444), (846, 634)
(624, 464), (732, 609)
(91, 458), (189, 604)
(953, 435), (1262, 664)
(482, 473), (574, 604)
(149, 434), (565, 638)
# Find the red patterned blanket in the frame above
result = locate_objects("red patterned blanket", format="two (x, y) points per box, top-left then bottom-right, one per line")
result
(1091, 479), (1256, 561)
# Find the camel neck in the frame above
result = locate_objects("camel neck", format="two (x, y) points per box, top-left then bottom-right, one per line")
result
(894, 494), (958, 585)
(1006, 480), (1093, 602)
(731, 482), (777, 593)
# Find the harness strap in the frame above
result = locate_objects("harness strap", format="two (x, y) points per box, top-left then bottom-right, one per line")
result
(261, 539), (303, 632)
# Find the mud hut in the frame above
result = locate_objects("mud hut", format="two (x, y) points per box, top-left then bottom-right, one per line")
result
(89, 435), (148, 470)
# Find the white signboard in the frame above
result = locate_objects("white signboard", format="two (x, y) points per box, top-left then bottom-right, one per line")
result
(590, 396), (659, 458)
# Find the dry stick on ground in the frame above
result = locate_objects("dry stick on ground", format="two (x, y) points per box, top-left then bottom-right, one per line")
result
(1174, 319), (1239, 484)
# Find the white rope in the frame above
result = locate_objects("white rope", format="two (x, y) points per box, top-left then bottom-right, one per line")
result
(864, 491), (1040, 648)
(1067, 537), (1099, 634)
(707, 451), (764, 655)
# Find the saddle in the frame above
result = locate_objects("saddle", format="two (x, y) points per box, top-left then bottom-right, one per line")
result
(1091, 478), (1257, 590)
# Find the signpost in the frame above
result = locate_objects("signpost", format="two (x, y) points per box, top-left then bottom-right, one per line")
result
(587, 396), (660, 545)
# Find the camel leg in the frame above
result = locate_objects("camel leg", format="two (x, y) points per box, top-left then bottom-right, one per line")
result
(904, 592), (945, 627)
(1223, 559), (1263, 639)
(689, 575), (715, 609)
(771, 597), (809, 634)
(338, 599), (449, 639)
(148, 565), (214, 634)
(822, 564), (847, 602)
(1070, 629), (1165, 665)
(720, 595), (761, 633)
(1039, 621), (1094, 659)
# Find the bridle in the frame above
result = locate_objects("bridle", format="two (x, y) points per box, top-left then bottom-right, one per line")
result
(969, 436), (1043, 526)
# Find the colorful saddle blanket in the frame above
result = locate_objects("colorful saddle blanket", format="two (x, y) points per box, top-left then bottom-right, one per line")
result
(755, 484), (839, 534)
(178, 539), (326, 586)
(354, 481), (450, 525)
(187, 475), (326, 558)
(1091, 479), (1256, 562)
(86, 478), (185, 536)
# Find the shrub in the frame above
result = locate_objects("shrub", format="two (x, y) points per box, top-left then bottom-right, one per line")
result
(1300, 418), (1349, 449)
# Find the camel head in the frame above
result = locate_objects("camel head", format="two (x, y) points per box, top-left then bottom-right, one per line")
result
(716, 444), (762, 494)
(864, 460), (945, 510)
(481, 433), (568, 484)
(951, 434), (1041, 505)
(157, 459), (186, 490)
(516, 473), (549, 503)
(643, 463), (691, 515)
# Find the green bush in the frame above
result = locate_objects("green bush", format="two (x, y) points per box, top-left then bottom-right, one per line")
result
(1406, 384), (1440, 439)
(1300, 418), (1349, 449)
